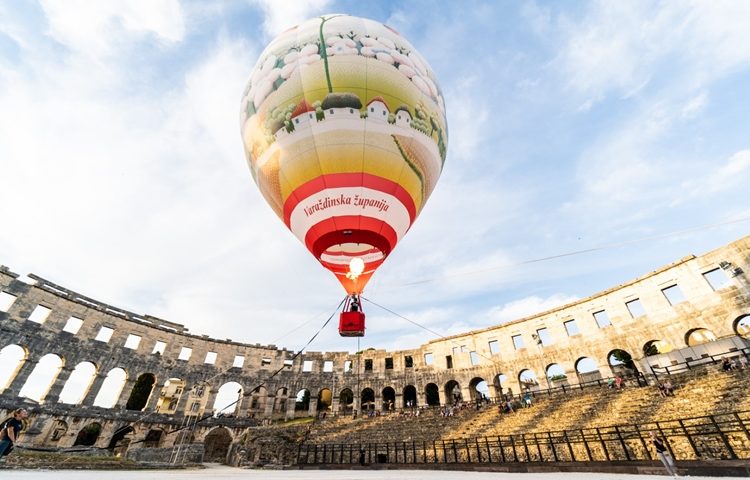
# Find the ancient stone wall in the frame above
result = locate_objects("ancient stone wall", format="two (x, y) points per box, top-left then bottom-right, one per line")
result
(1, 235), (749, 457)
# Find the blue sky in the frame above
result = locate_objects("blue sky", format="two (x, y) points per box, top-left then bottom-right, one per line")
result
(1, 0), (749, 354)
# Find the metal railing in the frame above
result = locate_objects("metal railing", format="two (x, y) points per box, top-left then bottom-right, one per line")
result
(297, 410), (750, 465)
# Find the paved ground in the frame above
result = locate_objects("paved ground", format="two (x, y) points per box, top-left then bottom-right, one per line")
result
(5, 464), (737, 479)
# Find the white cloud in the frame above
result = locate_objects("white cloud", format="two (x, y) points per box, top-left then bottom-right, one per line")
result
(681, 91), (708, 119)
(40, 0), (184, 58)
(251, 0), (332, 37)
(483, 294), (580, 325)
(704, 150), (750, 195)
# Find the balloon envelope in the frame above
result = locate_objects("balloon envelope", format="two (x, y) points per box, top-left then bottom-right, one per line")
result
(240, 14), (448, 294)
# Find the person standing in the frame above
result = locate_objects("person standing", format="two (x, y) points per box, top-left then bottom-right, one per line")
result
(650, 431), (678, 477)
(0, 408), (29, 461)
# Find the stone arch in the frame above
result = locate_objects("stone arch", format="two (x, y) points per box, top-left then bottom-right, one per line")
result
(126, 373), (156, 411)
(19, 353), (63, 402)
(403, 385), (417, 407)
(294, 388), (310, 412)
(317, 388), (332, 411)
(643, 339), (674, 356)
(607, 348), (636, 375)
(214, 382), (243, 416)
(248, 385), (267, 415)
(74, 422), (102, 446)
(575, 357), (601, 382)
(545, 364), (567, 385)
(155, 377), (184, 413)
(58, 361), (97, 404)
(492, 374), (508, 398)
(361, 387), (375, 411)
(444, 380), (461, 404)
(273, 387), (287, 413)
(381, 386), (395, 410)
(204, 426), (232, 463)
(424, 383), (439, 406)
(518, 369), (539, 392)
(734, 314), (750, 337)
(685, 327), (718, 346)
(338, 388), (354, 412)
(143, 428), (164, 448)
(94, 367), (128, 408)
(0, 344), (27, 391)
(107, 425), (133, 449)
(468, 377), (489, 401)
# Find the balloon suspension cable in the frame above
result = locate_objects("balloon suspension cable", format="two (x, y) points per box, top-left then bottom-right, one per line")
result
(361, 296), (500, 367)
(116, 295), (348, 445)
(389, 215), (750, 288)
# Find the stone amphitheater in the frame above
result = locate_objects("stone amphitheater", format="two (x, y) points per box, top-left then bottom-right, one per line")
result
(1, 235), (750, 477)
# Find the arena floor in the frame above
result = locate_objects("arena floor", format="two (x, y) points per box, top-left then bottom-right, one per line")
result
(6, 464), (735, 479)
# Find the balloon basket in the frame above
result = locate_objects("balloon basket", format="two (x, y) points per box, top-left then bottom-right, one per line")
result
(339, 311), (365, 337)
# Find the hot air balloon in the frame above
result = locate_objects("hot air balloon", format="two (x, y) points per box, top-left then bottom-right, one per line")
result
(240, 14), (448, 336)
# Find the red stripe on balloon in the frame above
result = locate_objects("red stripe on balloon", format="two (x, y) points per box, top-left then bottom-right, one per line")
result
(304, 215), (398, 257)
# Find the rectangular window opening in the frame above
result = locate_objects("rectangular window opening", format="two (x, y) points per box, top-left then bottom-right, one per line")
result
(364, 359), (373, 371)
(95, 326), (114, 343)
(424, 353), (433, 365)
(564, 319), (580, 336)
(404, 355), (413, 368)
(124, 334), (141, 350)
(232, 355), (245, 368)
(488, 340), (500, 355)
(0, 291), (18, 312)
(323, 360), (334, 372)
(446, 355), (453, 369)
(385, 357), (393, 369)
(302, 360), (313, 372)
(28, 305), (52, 324)
(662, 284), (686, 306)
(204, 351), (217, 364)
(152, 341), (167, 355)
(344, 360), (352, 372)
(261, 358), (272, 366)
(178, 347), (192, 361)
(703, 268), (731, 291)
(469, 351), (480, 366)
(594, 310), (613, 327)
(625, 299), (646, 319)
(535, 327), (553, 347)
(62, 316), (84, 334)
(511, 334), (524, 350)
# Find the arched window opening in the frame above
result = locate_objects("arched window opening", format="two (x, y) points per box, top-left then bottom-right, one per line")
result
(58, 362), (97, 404)
(248, 385), (267, 414)
(492, 374), (508, 398)
(402, 385), (417, 408)
(126, 373), (156, 411)
(107, 425), (134, 450)
(317, 388), (332, 412)
(518, 369), (539, 392)
(0, 344), (26, 391)
(361, 388), (375, 411)
(424, 383), (439, 406)
(143, 429), (163, 448)
(575, 357), (601, 382)
(338, 388), (354, 412)
(204, 427), (232, 462)
(643, 340), (674, 357)
(735, 315), (750, 337)
(444, 380), (461, 404)
(19, 353), (63, 402)
(381, 386), (395, 410)
(686, 328), (718, 346)
(295, 389), (310, 412)
(273, 387), (287, 413)
(546, 364), (567, 384)
(213, 382), (243, 417)
(469, 377), (489, 402)
(74, 422), (102, 446)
